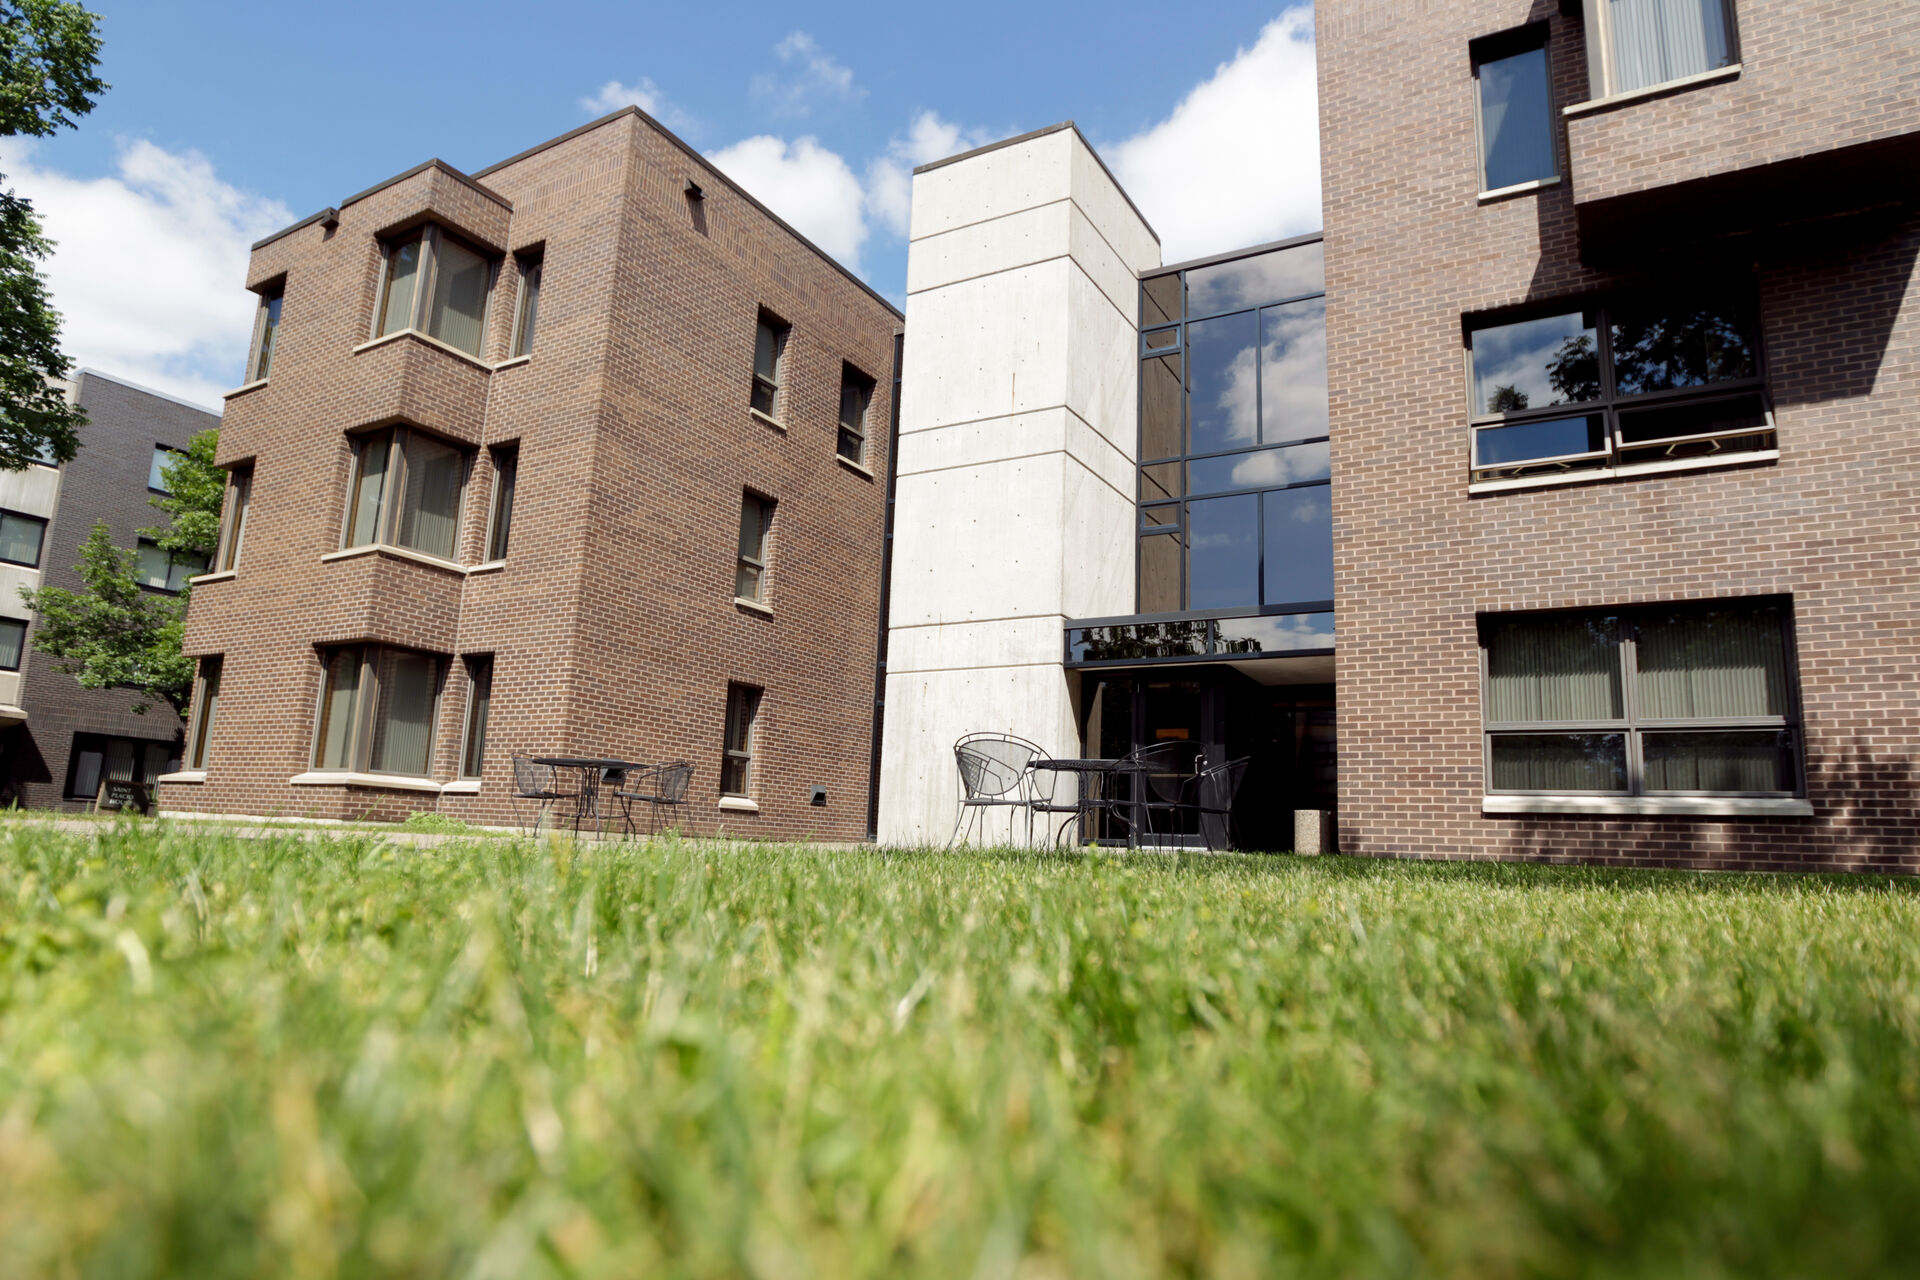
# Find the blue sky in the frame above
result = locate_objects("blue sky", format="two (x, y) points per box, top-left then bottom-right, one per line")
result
(1, 0), (1321, 406)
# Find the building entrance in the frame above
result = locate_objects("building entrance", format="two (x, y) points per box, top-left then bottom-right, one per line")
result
(1078, 669), (1334, 850)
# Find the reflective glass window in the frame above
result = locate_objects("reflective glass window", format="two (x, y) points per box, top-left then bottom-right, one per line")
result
(1187, 495), (1258, 609)
(1262, 487), (1334, 606)
(1470, 311), (1600, 415)
(1186, 242), (1324, 316)
(1186, 310), (1260, 455)
(1474, 415), (1605, 467)
(1476, 42), (1556, 191)
(1260, 297), (1329, 443)
(1609, 297), (1757, 395)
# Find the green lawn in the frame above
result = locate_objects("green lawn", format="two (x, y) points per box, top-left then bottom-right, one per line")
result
(2, 824), (1917, 1278)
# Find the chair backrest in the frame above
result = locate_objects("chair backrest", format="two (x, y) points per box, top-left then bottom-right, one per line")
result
(511, 754), (554, 797)
(655, 762), (694, 803)
(954, 733), (1044, 801)
(1196, 756), (1252, 815)
(1127, 740), (1205, 803)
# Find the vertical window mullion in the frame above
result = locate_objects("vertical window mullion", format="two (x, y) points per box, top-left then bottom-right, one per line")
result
(354, 650), (380, 773)
(383, 431), (408, 546)
(415, 228), (438, 333)
(1620, 616), (1646, 796)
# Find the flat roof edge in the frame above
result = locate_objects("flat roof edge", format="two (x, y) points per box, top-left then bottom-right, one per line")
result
(76, 367), (224, 416)
(1147, 229), (1327, 278)
(251, 158), (511, 252)
(912, 121), (1160, 245)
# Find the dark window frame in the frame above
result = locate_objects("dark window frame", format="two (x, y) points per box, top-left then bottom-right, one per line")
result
(459, 653), (492, 779)
(484, 444), (517, 563)
(0, 615), (27, 671)
(837, 363), (875, 465)
(735, 490), (774, 604)
(1478, 596), (1805, 800)
(62, 732), (179, 802)
(1464, 288), (1773, 486)
(721, 682), (762, 797)
(148, 443), (187, 495)
(0, 509), (47, 568)
(188, 655), (222, 770)
(134, 538), (207, 595)
(372, 223), (498, 358)
(216, 464), (252, 573)
(341, 424), (473, 562)
(248, 282), (284, 382)
(310, 643), (447, 778)
(509, 250), (542, 359)
(750, 310), (790, 421)
(1470, 22), (1559, 195)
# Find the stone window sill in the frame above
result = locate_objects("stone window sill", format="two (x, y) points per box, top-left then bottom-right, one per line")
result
(734, 596), (774, 617)
(441, 778), (482, 795)
(718, 796), (759, 813)
(322, 543), (470, 575)
(188, 570), (236, 586)
(491, 354), (532, 372)
(155, 770), (208, 785)
(749, 407), (787, 434)
(223, 379), (270, 400)
(1468, 449), (1778, 496)
(352, 328), (493, 372)
(1563, 64), (1741, 119)
(1483, 794), (1813, 819)
(467, 560), (506, 576)
(835, 452), (876, 480)
(1478, 176), (1560, 203)
(290, 771), (446, 793)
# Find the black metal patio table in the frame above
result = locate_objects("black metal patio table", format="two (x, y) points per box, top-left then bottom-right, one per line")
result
(530, 756), (636, 834)
(1027, 757), (1145, 848)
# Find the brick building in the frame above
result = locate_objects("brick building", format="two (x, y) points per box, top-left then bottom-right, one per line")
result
(0, 370), (217, 809)
(876, 1), (1920, 871)
(160, 108), (901, 837)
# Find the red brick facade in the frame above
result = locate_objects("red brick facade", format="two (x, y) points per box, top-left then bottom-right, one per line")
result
(164, 109), (901, 838)
(1319, 1), (1920, 870)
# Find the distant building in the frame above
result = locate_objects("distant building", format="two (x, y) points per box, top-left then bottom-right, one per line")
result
(877, 0), (1920, 871)
(0, 370), (218, 809)
(160, 109), (901, 835)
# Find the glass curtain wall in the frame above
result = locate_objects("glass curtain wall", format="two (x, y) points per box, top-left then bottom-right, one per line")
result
(1137, 238), (1331, 617)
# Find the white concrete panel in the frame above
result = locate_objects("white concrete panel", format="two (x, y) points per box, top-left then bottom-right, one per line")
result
(1059, 460), (1137, 622)
(877, 662), (1079, 847)
(1065, 261), (1145, 457)
(887, 452), (1068, 628)
(909, 129), (1073, 241)
(898, 260), (1072, 432)
(0, 564), (42, 611)
(889, 615), (1066, 674)
(897, 408), (1070, 478)
(0, 464), (61, 517)
(1065, 201), (1141, 323)
(906, 200), (1073, 296)
(0, 671), (19, 707)
(1069, 139), (1162, 272)
(1060, 408), (1136, 502)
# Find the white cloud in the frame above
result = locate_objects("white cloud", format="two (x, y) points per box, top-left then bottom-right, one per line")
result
(1109, 7), (1321, 263)
(578, 77), (689, 129)
(1, 138), (293, 408)
(705, 134), (868, 271)
(866, 111), (996, 238)
(751, 32), (865, 118)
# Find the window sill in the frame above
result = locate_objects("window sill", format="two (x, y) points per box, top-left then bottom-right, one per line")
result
(467, 559), (506, 576)
(1478, 175), (1561, 203)
(156, 770), (208, 785)
(734, 596), (774, 617)
(718, 796), (760, 813)
(321, 543), (470, 575)
(223, 379), (270, 400)
(835, 452), (876, 480)
(1563, 64), (1741, 119)
(441, 778), (482, 795)
(1484, 794), (1813, 819)
(352, 328), (492, 372)
(290, 771), (446, 793)
(187, 570), (236, 586)
(1468, 449), (1778, 495)
(749, 407), (787, 434)
(491, 354), (532, 372)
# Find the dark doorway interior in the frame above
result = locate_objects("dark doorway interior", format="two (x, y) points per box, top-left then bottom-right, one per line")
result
(1078, 668), (1335, 850)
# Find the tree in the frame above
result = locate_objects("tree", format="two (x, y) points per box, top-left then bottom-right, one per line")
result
(19, 429), (223, 715)
(0, 0), (107, 471)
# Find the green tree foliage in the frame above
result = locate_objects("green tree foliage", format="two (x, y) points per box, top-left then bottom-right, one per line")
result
(18, 429), (224, 716)
(0, 0), (107, 470)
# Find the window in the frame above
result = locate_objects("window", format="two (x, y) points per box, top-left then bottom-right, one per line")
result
(1467, 289), (1769, 485)
(64, 734), (177, 801)
(135, 539), (208, 593)
(313, 644), (444, 777)
(249, 286), (283, 382)
(375, 225), (493, 358)
(485, 446), (517, 562)
(148, 444), (186, 494)
(1136, 239), (1331, 614)
(510, 254), (541, 358)
(344, 426), (469, 562)
(216, 465), (252, 572)
(0, 510), (47, 568)
(1585, 0), (1737, 98)
(460, 655), (492, 779)
(1472, 26), (1557, 192)
(735, 492), (773, 602)
(0, 617), (25, 671)
(837, 365), (874, 464)
(189, 656), (221, 769)
(1481, 599), (1801, 798)
(721, 683), (761, 795)
(751, 312), (788, 419)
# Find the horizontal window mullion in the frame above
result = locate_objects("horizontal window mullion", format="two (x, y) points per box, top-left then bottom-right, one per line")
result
(1632, 716), (1791, 730)
(1609, 377), (1764, 409)
(1469, 401), (1604, 427)
(1183, 437), (1330, 463)
(1182, 290), (1326, 325)
(1486, 721), (1630, 733)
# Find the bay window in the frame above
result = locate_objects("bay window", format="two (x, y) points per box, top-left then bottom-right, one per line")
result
(313, 644), (444, 777)
(1583, 0), (1737, 98)
(343, 426), (469, 562)
(375, 225), (494, 358)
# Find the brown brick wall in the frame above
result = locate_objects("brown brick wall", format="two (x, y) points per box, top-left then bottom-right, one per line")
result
(164, 110), (899, 838)
(1319, 0), (1920, 871)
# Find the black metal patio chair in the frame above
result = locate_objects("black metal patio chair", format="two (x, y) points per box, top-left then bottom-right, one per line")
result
(950, 732), (1046, 846)
(1124, 740), (1206, 848)
(511, 754), (578, 835)
(1192, 755), (1252, 852)
(613, 762), (694, 838)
